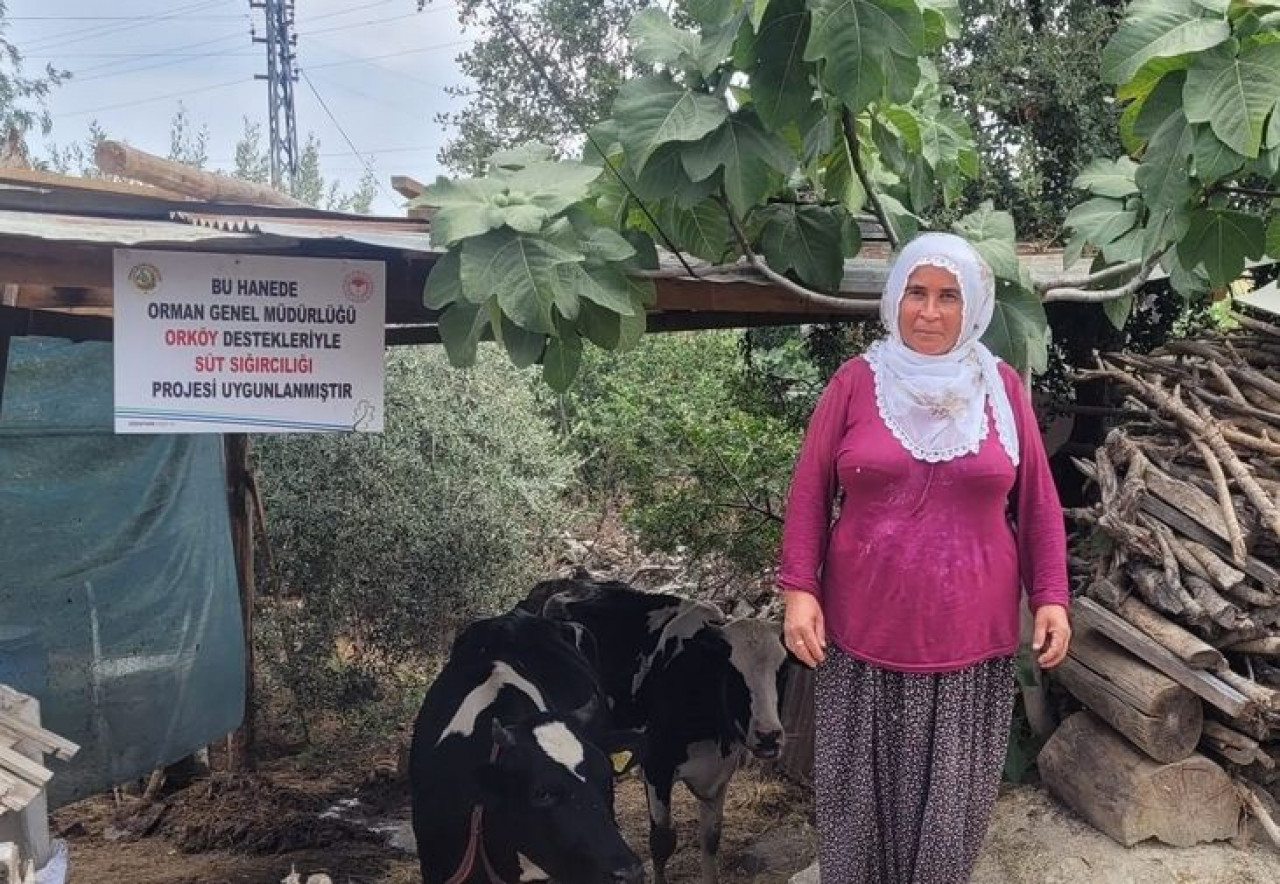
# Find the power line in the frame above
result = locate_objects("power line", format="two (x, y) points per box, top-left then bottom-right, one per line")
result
(67, 37), (254, 83)
(298, 68), (394, 203)
(10, 15), (244, 21)
(303, 39), (470, 74)
(294, 11), (428, 40)
(21, 0), (229, 53)
(304, 69), (435, 118)
(54, 77), (254, 119)
(205, 143), (441, 165)
(28, 52), (259, 59)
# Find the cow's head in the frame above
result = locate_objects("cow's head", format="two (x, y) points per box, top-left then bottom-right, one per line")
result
(718, 618), (788, 760)
(475, 715), (644, 884)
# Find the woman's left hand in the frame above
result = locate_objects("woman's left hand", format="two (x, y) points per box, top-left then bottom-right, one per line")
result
(1033, 604), (1071, 668)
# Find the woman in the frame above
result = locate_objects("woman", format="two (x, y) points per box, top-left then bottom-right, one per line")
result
(779, 232), (1071, 884)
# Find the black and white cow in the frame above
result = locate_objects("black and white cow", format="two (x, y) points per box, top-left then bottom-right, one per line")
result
(409, 610), (645, 884)
(525, 577), (789, 884)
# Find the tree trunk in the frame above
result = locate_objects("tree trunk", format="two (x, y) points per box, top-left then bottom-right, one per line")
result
(1053, 627), (1203, 762)
(1040, 711), (1241, 847)
(95, 140), (309, 208)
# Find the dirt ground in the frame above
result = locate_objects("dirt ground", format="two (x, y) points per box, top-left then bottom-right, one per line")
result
(51, 748), (1280, 884)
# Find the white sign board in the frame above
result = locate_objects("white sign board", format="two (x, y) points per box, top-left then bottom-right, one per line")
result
(113, 249), (386, 434)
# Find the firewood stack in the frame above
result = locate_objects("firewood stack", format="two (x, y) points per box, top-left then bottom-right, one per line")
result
(1038, 311), (1280, 848)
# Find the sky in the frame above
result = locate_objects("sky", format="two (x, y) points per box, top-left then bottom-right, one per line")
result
(7, 0), (476, 215)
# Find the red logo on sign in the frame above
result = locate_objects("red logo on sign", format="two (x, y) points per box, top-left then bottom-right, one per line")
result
(343, 270), (374, 304)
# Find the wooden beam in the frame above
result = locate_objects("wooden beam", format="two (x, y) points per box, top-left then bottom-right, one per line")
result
(0, 167), (191, 200)
(0, 712), (78, 761)
(654, 276), (879, 314)
(9, 286), (111, 310)
(391, 175), (427, 200)
(1078, 596), (1225, 670)
(0, 306), (112, 341)
(225, 435), (257, 772)
(1141, 495), (1280, 590)
(0, 768), (39, 812)
(1073, 598), (1246, 717)
(96, 140), (309, 209)
(0, 245), (114, 290)
(0, 744), (51, 788)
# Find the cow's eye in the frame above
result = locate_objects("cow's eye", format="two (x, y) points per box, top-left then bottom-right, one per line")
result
(530, 787), (560, 808)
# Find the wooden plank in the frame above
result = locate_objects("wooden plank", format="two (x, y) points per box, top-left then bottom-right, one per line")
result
(0, 246), (114, 290)
(0, 743), (50, 788)
(0, 710), (79, 761)
(391, 174), (427, 200)
(0, 167), (192, 200)
(1144, 468), (1235, 546)
(1079, 596), (1226, 670)
(0, 769), (39, 811)
(1141, 496), (1280, 590)
(777, 660), (814, 783)
(654, 276), (878, 314)
(9, 286), (111, 310)
(1072, 599), (1249, 719)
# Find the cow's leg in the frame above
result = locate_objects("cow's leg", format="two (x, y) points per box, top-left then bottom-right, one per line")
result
(696, 782), (730, 884)
(645, 775), (678, 884)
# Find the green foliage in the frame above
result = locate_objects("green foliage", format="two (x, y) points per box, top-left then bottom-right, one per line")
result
(42, 120), (108, 178)
(233, 118), (271, 184)
(754, 203), (852, 292)
(939, 2), (1124, 239)
(421, 0), (1003, 388)
(0, 2), (67, 144)
(564, 331), (801, 577)
(167, 104), (209, 169)
(1100, 0), (1230, 86)
(254, 348), (574, 711)
(438, 0), (651, 174)
(1070, 0), (1280, 302)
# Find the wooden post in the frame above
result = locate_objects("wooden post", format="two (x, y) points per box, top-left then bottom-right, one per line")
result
(225, 434), (256, 772)
(1053, 627), (1203, 762)
(777, 661), (815, 783)
(1040, 711), (1241, 847)
(0, 284), (18, 417)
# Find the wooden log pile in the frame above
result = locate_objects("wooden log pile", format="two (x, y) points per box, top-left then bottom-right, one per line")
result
(1044, 312), (1280, 846)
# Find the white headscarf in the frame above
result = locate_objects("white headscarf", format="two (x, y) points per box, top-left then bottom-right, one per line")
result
(864, 232), (1020, 466)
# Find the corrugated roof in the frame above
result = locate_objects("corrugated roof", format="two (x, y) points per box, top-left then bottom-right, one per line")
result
(0, 208), (261, 247)
(171, 211), (433, 254)
(0, 206), (436, 256)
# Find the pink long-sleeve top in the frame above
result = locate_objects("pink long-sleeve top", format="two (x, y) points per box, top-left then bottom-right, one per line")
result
(778, 357), (1069, 673)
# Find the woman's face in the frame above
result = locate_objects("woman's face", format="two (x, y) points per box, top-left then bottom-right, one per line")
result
(897, 264), (963, 355)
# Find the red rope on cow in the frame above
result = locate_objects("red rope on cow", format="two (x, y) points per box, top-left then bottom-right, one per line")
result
(444, 744), (506, 884)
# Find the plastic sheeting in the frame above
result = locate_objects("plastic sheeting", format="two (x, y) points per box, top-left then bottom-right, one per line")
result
(0, 337), (245, 805)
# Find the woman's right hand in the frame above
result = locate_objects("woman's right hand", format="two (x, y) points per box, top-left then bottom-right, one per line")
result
(782, 590), (827, 668)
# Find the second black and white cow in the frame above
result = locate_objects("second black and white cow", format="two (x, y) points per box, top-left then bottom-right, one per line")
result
(409, 610), (644, 884)
(525, 577), (789, 884)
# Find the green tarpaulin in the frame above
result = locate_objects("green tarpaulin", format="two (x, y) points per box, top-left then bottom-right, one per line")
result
(0, 337), (244, 804)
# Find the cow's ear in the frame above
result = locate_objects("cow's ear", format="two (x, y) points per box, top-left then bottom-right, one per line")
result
(603, 728), (647, 776)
